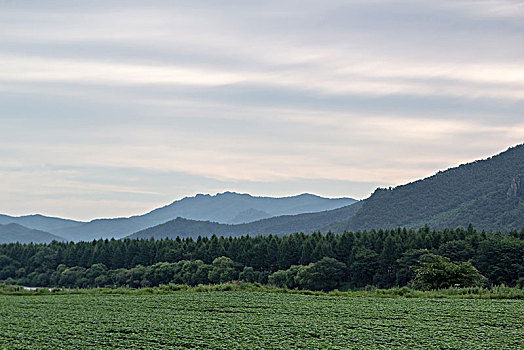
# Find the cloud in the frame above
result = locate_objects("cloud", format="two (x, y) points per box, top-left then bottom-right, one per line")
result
(438, 0), (524, 18)
(0, 0), (523, 219)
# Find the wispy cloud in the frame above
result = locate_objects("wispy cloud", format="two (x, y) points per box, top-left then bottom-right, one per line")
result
(0, 0), (523, 219)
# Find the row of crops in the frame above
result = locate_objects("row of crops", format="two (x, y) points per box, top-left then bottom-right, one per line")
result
(1, 291), (523, 349)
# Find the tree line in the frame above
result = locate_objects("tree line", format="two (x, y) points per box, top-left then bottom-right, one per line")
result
(0, 225), (523, 291)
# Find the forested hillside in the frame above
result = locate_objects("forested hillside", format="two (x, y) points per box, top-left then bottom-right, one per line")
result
(1, 226), (522, 290)
(333, 144), (524, 232)
(128, 202), (362, 240)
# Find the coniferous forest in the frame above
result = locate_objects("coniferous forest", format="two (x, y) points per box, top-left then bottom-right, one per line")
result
(1, 226), (523, 291)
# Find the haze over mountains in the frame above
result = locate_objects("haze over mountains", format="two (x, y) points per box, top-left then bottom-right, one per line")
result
(0, 223), (64, 244)
(1, 144), (523, 244)
(127, 143), (524, 240)
(128, 202), (363, 240)
(0, 193), (356, 243)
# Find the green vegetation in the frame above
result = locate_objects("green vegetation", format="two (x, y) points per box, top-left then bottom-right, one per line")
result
(269, 257), (347, 291)
(411, 253), (487, 290)
(2, 282), (524, 299)
(1, 290), (523, 349)
(333, 143), (524, 233)
(1, 226), (523, 291)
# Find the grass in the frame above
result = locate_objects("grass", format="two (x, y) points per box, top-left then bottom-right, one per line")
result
(1, 282), (523, 299)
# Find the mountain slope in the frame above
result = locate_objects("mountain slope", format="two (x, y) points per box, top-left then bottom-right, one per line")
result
(230, 208), (271, 223)
(127, 201), (363, 240)
(332, 144), (524, 232)
(0, 223), (65, 244)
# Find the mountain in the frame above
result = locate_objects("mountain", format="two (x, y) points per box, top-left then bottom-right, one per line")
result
(331, 144), (524, 233)
(230, 208), (271, 224)
(0, 223), (65, 244)
(128, 192), (357, 226)
(6, 143), (521, 242)
(0, 214), (83, 233)
(1, 193), (356, 242)
(127, 201), (363, 240)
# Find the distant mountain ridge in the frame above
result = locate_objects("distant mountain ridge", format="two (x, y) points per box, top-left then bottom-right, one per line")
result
(0, 214), (82, 233)
(0, 223), (64, 244)
(0, 193), (356, 242)
(127, 201), (363, 240)
(131, 192), (356, 226)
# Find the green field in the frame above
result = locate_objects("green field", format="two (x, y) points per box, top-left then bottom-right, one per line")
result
(1, 291), (523, 349)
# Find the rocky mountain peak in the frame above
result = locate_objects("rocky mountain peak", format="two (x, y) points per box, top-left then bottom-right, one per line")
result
(507, 175), (523, 199)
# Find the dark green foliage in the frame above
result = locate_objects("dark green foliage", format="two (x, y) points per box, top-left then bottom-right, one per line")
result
(0, 226), (523, 291)
(333, 144), (524, 233)
(411, 254), (487, 290)
(349, 247), (379, 287)
(472, 234), (524, 285)
(239, 266), (256, 282)
(395, 249), (430, 286)
(208, 257), (239, 283)
(268, 265), (302, 289)
(295, 257), (346, 291)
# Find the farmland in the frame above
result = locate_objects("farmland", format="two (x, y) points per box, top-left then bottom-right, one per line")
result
(1, 291), (523, 349)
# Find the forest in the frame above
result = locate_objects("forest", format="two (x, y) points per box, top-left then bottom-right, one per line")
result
(0, 226), (523, 291)
(334, 144), (524, 233)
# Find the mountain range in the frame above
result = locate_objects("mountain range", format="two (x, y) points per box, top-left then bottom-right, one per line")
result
(1, 143), (523, 244)
(0, 193), (356, 243)
(128, 202), (363, 240)
(124, 143), (524, 240)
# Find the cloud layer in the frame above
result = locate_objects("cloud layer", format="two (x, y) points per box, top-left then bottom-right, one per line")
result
(1, 0), (523, 219)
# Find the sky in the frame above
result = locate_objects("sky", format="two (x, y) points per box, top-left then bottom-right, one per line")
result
(1, 0), (523, 220)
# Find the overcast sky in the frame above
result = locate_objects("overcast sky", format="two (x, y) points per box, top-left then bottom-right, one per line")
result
(1, 0), (523, 220)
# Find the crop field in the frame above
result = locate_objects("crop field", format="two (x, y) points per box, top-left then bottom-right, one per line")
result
(0, 291), (523, 349)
